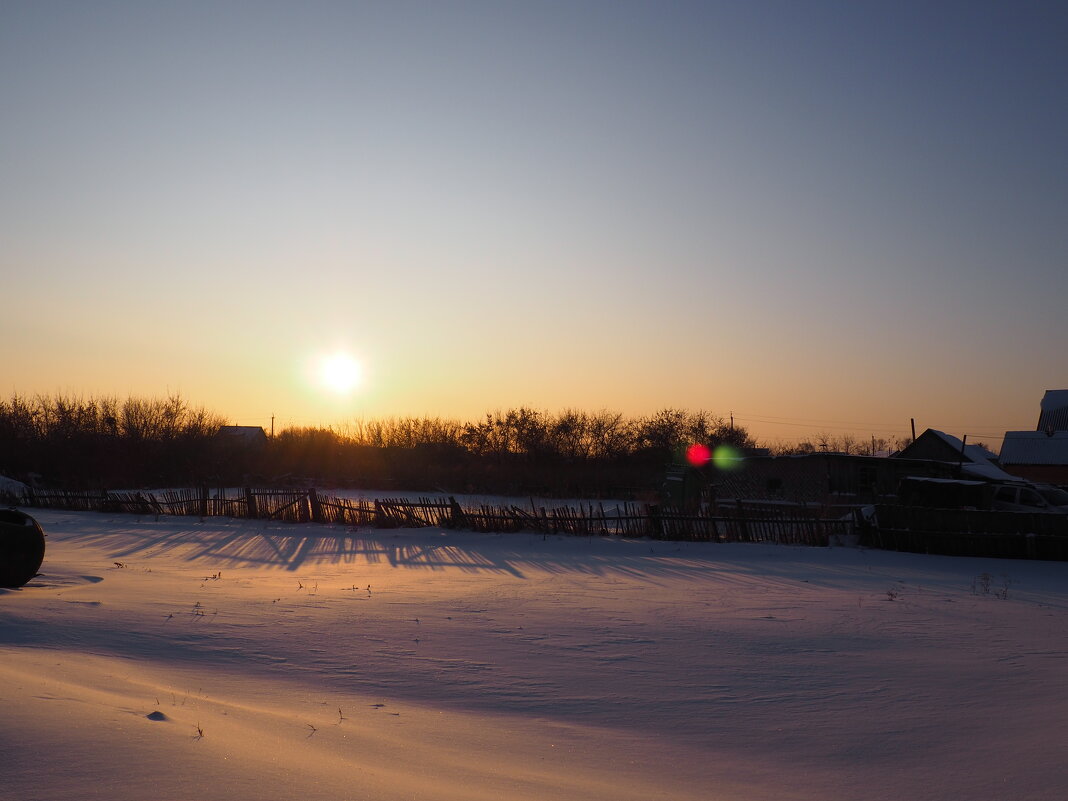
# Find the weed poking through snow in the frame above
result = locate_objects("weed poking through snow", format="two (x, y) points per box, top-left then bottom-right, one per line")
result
(973, 573), (1011, 599)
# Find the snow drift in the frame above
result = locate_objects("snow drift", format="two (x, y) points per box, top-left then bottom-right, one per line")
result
(2, 509), (1066, 800)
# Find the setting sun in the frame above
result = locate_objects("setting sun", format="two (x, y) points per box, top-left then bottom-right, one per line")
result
(317, 351), (363, 394)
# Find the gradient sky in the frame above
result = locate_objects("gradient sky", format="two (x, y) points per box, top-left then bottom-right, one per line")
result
(3, 1), (1066, 448)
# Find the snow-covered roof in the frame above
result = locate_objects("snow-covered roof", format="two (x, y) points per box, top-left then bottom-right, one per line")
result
(918, 430), (1018, 480)
(1038, 389), (1068, 432)
(901, 476), (988, 486)
(959, 462), (1019, 481)
(1040, 389), (1068, 411)
(926, 429), (999, 463)
(1000, 430), (1068, 466)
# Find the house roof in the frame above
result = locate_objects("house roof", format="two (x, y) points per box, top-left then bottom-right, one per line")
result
(925, 429), (1000, 463)
(959, 462), (1019, 481)
(910, 430), (1018, 481)
(1000, 430), (1068, 466)
(217, 425), (269, 444)
(1038, 389), (1068, 432)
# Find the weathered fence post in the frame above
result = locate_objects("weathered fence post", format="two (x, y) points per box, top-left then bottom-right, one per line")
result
(101, 489), (117, 513)
(245, 487), (258, 519)
(647, 504), (663, 539)
(198, 486), (209, 518)
(448, 496), (466, 529)
(737, 501), (750, 542)
(308, 489), (324, 524)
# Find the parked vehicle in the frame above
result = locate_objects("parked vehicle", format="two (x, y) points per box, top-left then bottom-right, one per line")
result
(895, 477), (1068, 514)
(992, 483), (1068, 514)
(896, 477), (995, 510)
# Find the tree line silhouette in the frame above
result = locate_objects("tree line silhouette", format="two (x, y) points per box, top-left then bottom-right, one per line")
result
(0, 394), (755, 497)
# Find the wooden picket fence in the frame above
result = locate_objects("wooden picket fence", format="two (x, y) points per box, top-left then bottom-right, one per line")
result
(11, 486), (1068, 558)
(4, 487), (849, 546)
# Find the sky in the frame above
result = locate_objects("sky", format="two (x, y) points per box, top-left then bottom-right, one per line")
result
(2, 1), (1066, 448)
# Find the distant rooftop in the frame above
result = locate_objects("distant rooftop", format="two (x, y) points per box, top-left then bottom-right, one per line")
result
(1000, 430), (1068, 466)
(1038, 389), (1068, 432)
(216, 425), (269, 446)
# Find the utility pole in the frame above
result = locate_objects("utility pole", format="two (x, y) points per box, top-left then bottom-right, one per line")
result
(271, 415), (275, 438)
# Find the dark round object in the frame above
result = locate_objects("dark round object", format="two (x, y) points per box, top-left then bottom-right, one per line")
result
(0, 508), (46, 588)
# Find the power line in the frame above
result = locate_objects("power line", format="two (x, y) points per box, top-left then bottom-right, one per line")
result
(735, 412), (1013, 436)
(734, 416), (909, 434)
(732, 411), (908, 429)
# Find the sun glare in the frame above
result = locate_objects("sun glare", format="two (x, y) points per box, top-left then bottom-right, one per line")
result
(318, 352), (363, 394)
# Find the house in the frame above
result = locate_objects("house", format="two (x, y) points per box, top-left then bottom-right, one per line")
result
(892, 429), (1016, 480)
(998, 390), (1068, 485)
(215, 425), (269, 449)
(998, 431), (1068, 485)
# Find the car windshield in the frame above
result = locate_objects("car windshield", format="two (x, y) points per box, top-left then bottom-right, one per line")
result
(1037, 486), (1068, 506)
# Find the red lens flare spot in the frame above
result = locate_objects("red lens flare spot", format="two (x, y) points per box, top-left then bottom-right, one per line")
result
(685, 443), (712, 467)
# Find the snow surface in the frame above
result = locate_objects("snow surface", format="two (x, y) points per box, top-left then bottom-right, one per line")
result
(3, 509), (1068, 800)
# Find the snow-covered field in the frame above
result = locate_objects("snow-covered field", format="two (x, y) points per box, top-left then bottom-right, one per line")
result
(3, 509), (1067, 800)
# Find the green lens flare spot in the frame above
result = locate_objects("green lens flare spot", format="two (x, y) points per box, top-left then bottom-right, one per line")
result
(712, 444), (742, 470)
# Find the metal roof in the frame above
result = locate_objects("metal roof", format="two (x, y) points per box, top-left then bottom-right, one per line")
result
(999, 430), (1068, 465)
(1038, 389), (1068, 431)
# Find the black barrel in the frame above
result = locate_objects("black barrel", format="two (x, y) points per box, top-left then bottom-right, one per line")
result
(0, 509), (46, 588)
